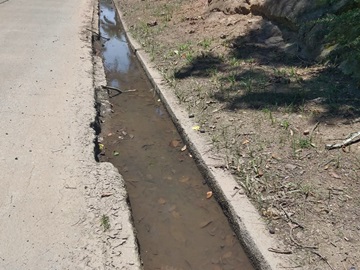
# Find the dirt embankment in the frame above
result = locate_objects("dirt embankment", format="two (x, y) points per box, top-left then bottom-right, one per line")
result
(116, 0), (360, 269)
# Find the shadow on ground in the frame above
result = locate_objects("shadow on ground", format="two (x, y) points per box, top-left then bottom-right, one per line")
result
(174, 20), (360, 123)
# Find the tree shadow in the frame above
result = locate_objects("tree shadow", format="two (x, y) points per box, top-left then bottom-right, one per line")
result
(173, 19), (360, 123)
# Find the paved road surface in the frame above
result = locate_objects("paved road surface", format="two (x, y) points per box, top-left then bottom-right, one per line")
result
(0, 0), (140, 269)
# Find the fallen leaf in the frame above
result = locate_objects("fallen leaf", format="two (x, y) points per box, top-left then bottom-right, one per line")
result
(181, 145), (187, 151)
(271, 153), (281, 160)
(107, 133), (113, 137)
(179, 176), (190, 183)
(158, 198), (166, 205)
(242, 139), (250, 145)
(192, 125), (200, 131)
(113, 151), (119, 156)
(329, 171), (341, 179)
(169, 139), (181, 148)
(206, 191), (213, 199)
(99, 143), (104, 151)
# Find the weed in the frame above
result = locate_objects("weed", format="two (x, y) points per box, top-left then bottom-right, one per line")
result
(227, 73), (236, 87)
(298, 138), (311, 149)
(262, 108), (275, 125)
(178, 42), (191, 52)
(185, 52), (194, 63)
(240, 78), (253, 93)
(198, 38), (212, 50)
(229, 57), (241, 66)
(280, 120), (290, 130)
(101, 215), (110, 231)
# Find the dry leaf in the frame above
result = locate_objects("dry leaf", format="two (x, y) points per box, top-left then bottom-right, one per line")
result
(329, 171), (341, 179)
(256, 169), (264, 178)
(206, 191), (213, 199)
(192, 125), (200, 131)
(169, 139), (181, 148)
(181, 145), (187, 152)
(179, 176), (190, 183)
(158, 198), (166, 205)
(242, 139), (250, 145)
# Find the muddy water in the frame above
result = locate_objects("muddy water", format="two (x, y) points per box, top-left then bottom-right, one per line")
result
(98, 0), (255, 269)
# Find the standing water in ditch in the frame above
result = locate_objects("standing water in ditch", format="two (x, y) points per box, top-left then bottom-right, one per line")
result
(98, 0), (255, 269)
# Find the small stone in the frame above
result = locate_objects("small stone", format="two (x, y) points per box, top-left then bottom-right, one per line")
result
(199, 129), (205, 133)
(220, 34), (227, 39)
(269, 227), (275, 234)
(189, 113), (195, 118)
(303, 129), (310, 135)
(285, 164), (297, 170)
(147, 21), (157, 27)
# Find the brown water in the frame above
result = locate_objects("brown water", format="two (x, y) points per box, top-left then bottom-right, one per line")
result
(98, 0), (255, 269)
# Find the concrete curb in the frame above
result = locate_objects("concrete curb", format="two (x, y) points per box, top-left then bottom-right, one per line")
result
(90, 1), (142, 269)
(113, 1), (293, 269)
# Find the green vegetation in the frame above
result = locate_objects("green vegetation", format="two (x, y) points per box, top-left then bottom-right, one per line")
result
(101, 215), (110, 231)
(317, 1), (360, 79)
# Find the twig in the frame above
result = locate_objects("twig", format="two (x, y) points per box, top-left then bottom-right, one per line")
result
(311, 251), (334, 270)
(310, 121), (320, 139)
(268, 247), (293, 254)
(325, 130), (360, 150)
(289, 226), (318, 249)
(86, 28), (110, 40)
(0, 0), (9, 4)
(101, 85), (136, 95)
(280, 205), (304, 229)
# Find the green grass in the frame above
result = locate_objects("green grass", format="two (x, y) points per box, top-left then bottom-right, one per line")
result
(101, 215), (110, 231)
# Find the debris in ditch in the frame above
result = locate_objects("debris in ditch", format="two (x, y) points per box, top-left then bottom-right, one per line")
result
(99, 143), (104, 151)
(181, 145), (187, 152)
(199, 220), (213, 228)
(169, 139), (181, 148)
(206, 191), (213, 199)
(113, 151), (120, 156)
(158, 198), (166, 205)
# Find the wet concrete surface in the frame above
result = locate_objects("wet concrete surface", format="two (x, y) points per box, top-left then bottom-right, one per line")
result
(98, 0), (255, 269)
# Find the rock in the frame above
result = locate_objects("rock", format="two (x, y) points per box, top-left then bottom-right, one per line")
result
(285, 164), (297, 170)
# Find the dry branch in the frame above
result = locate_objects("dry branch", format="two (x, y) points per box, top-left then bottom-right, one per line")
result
(86, 28), (110, 40)
(325, 131), (360, 150)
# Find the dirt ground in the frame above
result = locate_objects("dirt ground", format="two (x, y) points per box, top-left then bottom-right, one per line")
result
(115, 0), (360, 269)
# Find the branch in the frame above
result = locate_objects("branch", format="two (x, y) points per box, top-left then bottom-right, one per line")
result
(86, 28), (110, 41)
(325, 131), (360, 150)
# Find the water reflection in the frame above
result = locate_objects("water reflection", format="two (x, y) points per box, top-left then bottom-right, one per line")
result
(100, 2), (131, 77)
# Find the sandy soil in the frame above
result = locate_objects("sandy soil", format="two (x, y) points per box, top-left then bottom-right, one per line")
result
(115, 0), (360, 269)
